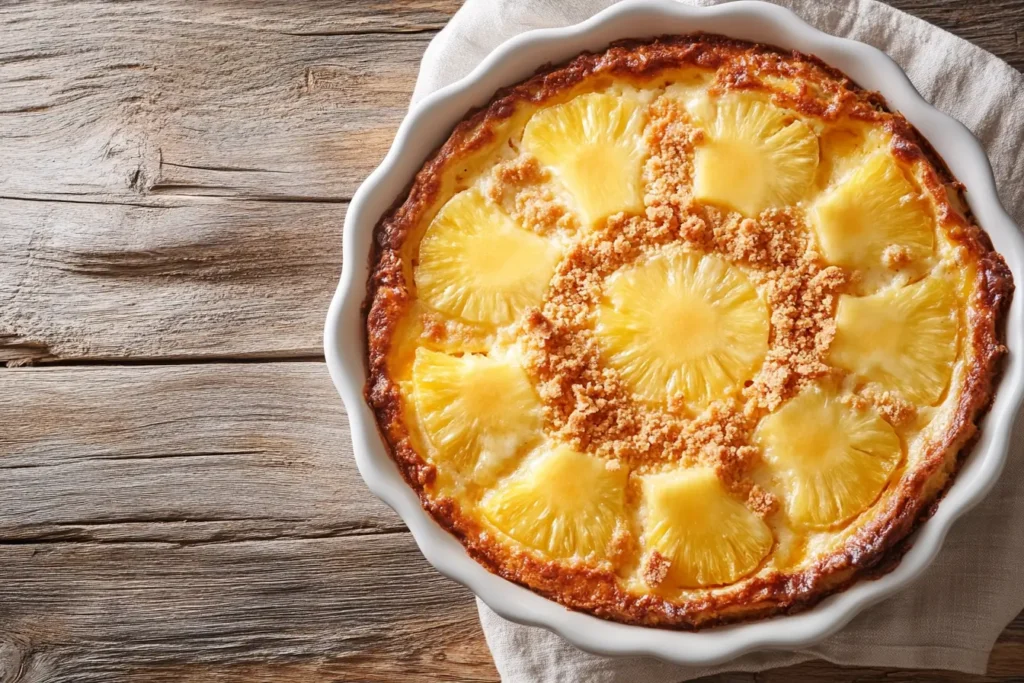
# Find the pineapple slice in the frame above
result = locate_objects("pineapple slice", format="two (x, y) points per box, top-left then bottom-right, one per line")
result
(595, 249), (768, 405)
(415, 188), (560, 326)
(755, 384), (902, 528)
(829, 276), (958, 405)
(411, 348), (543, 478)
(480, 445), (628, 560)
(521, 92), (647, 225)
(642, 468), (773, 588)
(810, 151), (934, 272)
(690, 94), (818, 216)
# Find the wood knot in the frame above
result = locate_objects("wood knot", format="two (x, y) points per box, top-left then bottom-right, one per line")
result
(0, 633), (35, 683)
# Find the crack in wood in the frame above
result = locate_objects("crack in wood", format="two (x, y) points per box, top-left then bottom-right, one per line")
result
(161, 161), (293, 174)
(6, 74), (52, 82)
(0, 524), (410, 547)
(145, 187), (351, 203)
(6, 353), (327, 368)
(0, 337), (56, 367)
(100, 449), (266, 462)
(0, 194), (164, 209)
(0, 193), (351, 207)
(0, 103), (51, 114)
(0, 51), (62, 66)
(0, 450), (267, 470)
(276, 27), (440, 38)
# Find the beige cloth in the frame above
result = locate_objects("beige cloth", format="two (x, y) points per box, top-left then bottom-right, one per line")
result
(411, 1), (1024, 680)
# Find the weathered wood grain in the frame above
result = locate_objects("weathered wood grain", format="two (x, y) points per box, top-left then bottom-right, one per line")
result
(0, 363), (400, 543)
(0, 0), (462, 36)
(0, 534), (497, 683)
(0, 199), (341, 365)
(0, 3), (442, 204)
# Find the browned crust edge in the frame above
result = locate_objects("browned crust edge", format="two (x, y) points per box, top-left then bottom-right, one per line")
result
(363, 34), (1015, 629)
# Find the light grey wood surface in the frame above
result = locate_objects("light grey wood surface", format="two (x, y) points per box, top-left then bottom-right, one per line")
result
(2, 1), (1022, 681)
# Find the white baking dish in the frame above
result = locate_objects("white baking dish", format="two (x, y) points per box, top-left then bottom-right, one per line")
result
(325, 0), (1024, 664)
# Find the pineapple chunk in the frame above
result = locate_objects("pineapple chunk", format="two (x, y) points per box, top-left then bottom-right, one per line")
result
(754, 384), (902, 528)
(595, 249), (768, 405)
(415, 189), (560, 326)
(480, 446), (628, 560)
(829, 276), (958, 405)
(810, 151), (934, 272)
(690, 94), (818, 216)
(521, 92), (647, 225)
(642, 468), (772, 588)
(412, 348), (543, 478)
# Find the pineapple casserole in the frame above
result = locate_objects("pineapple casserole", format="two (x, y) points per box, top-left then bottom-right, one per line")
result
(365, 36), (1013, 628)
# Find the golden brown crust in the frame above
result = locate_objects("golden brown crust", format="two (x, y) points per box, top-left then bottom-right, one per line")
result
(363, 34), (1014, 629)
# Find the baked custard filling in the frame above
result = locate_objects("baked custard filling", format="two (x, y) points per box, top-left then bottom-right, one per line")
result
(365, 36), (1012, 628)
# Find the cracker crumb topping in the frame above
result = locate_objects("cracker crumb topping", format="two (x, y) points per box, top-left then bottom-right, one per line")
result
(882, 244), (914, 270)
(488, 155), (581, 234)
(643, 550), (673, 587)
(863, 388), (918, 426)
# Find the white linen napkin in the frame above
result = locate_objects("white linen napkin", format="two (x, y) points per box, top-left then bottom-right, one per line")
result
(411, 1), (1024, 680)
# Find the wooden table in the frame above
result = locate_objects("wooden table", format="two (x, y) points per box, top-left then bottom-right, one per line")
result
(1, 1), (1021, 681)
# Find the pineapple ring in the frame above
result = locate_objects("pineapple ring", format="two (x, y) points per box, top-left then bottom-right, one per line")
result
(754, 384), (903, 529)
(641, 468), (773, 588)
(414, 188), (561, 326)
(810, 151), (934, 274)
(411, 348), (543, 480)
(689, 94), (819, 216)
(829, 276), (959, 405)
(522, 92), (648, 225)
(595, 249), (769, 406)
(480, 445), (628, 560)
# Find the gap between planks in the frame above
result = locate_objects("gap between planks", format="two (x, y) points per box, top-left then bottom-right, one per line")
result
(14, 353), (329, 368)
(0, 524), (410, 548)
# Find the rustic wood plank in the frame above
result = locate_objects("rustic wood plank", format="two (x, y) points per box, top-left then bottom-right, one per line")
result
(0, 534), (498, 683)
(75, 0), (465, 35)
(0, 0), (462, 36)
(0, 363), (400, 543)
(0, 3), (438, 203)
(0, 199), (341, 364)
